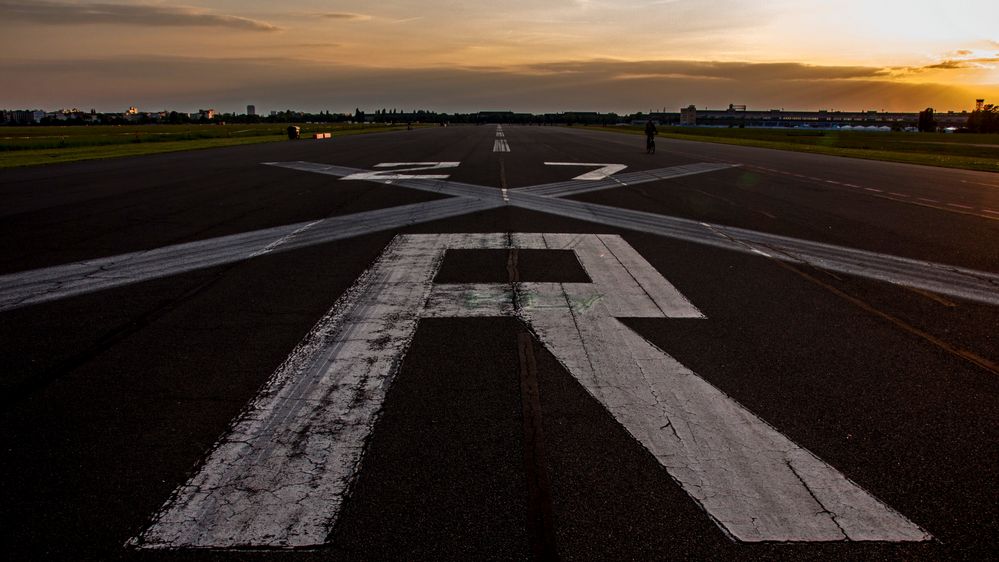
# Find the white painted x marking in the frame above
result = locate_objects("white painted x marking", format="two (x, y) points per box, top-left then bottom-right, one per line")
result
(1, 161), (998, 312)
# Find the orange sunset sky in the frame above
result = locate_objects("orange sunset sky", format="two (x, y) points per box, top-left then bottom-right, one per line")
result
(1, 0), (997, 113)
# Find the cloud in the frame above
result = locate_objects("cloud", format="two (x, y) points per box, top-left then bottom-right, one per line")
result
(0, 0), (281, 31)
(925, 60), (970, 70)
(315, 12), (371, 21)
(1, 55), (993, 113)
(893, 56), (999, 74)
(965, 57), (999, 66)
(522, 60), (886, 81)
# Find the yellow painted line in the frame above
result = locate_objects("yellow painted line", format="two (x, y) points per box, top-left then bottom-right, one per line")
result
(772, 262), (998, 379)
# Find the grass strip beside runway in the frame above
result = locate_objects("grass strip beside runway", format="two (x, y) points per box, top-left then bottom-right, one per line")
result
(584, 125), (999, 173)
(0, 123), (424, 168)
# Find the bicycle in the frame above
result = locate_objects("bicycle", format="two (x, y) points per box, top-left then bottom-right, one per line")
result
(646, 135), (656, 154)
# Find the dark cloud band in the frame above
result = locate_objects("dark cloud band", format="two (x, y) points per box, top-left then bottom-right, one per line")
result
(2, 55), (991, 113)
(315, 13), (371, 21)
(0, 0), (280, 31)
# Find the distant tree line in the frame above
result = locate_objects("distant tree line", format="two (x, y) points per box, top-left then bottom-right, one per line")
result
(10, 105), (998, 132)
(917, 105), (999, 133)
(4, 108), (633, 127)
(965, 104), (999, 133)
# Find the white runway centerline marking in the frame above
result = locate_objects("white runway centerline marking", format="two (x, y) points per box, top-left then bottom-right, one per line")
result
(132, 233), (929, 548)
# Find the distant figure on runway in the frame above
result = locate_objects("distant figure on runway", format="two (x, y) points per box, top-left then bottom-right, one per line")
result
(645, 120), (657, 154)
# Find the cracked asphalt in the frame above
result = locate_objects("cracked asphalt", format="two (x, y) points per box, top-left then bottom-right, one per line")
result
(1, 125), (997, 560)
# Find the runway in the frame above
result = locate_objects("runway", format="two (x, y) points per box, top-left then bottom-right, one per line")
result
(2, 124), (997, 560)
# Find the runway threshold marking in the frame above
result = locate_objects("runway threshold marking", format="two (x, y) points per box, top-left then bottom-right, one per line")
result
(4, 162), (999, 312)
(131, 233), (929, 548)
(494, 125), (510, 152)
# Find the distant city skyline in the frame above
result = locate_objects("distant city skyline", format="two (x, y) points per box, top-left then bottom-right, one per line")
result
(3, 101), (986, 118)
(1, 0), (997, 113)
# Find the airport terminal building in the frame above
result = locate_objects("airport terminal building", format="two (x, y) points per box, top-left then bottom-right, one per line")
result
(669, 104), (972, 129)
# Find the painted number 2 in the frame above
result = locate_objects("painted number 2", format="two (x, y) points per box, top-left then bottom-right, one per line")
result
(341, 162), (460, 181)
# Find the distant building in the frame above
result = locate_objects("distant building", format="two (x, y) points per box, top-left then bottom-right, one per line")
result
(4, 109), (46, 124)
(670, 105), (966, 129)
(476, 110), (533, 123)
(936, 110), (972, 127)
(247, 105), (256, 116)
(197, 108), (216, 120)
(680, 105), (697, 125)
(47, 108), (92, 122)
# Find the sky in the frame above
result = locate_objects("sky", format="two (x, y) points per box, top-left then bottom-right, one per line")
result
(1, 0), (997, 114)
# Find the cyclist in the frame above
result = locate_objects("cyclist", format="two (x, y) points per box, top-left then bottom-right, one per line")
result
(644, 120), (658, 154)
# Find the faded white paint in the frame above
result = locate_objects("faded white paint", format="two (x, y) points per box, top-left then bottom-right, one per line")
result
(340, 162), (460, 181)
(131, 234), (450, 549)
(132, 233), (929, 549)
(493, 139), (510, 152)
(544, 162), (628, 180)
(4, 161), (998, 312)
(0, 197), (502, 312)
(519, 162), (738, 197)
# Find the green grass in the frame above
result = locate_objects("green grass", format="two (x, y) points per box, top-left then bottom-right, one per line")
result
(584, 125), (999, 173)
(0, 123), (423, 168)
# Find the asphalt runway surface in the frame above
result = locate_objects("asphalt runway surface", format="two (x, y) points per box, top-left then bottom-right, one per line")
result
(2, 125), (998, 561)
